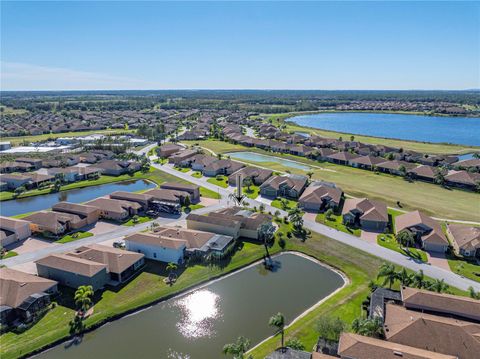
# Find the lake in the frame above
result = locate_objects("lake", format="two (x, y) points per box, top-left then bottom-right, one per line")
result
(0, 180), (155, 217)
(227, 152), (312, 171)
(37, 253), (344, 359)
(290, 112), (480, 146)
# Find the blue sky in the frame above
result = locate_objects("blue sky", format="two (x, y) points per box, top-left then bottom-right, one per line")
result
(1, 1), (478, 90)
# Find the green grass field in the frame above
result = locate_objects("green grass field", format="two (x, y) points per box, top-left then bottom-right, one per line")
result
(377, 234), (428, 263)
(316, 212), (361, 237)
(447, 253), (480, 283)
(207, 175), (229, 188)
(191, 171), (203, 178)
(0, 251), (18, 259)
(271, 198), (298, 211)
(183, 140), (480, 222)
(243, 184), (260, 199)
(55, 231), (93, 244)
(122, 216), (152, 227)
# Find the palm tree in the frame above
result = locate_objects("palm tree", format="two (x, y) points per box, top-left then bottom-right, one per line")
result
(434, 170), (446, 186)
(166, 262), (178, 281)
(269, 312), (286, 349)
(397, 268), (413, 286)
(468, 286), (480, 299)
(243, 177), (253, 192)
(288, 207), (304, 231)
(351, 317), (384, 338)
(74, 285), (94, 314)
(412, 270), (426, 289)
(377, 263), (397, 289)
(222, 336), (252, 359)
(306, 171), (314, 181)
(428, 278), (449, 293)
(397, 230), (415, 247)
(280, 198), (289, 210)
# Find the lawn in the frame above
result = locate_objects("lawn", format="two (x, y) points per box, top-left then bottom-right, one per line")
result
(377, 234), (428, 263)
(0, 251), (18, 259)
(0, 220), (469, 359)
(122, 216), (152, 227)
(243, 184), (260, 199)
(183, 204), (205, 212)
(207, 175), (229, 188)
(55, 231), (93, 244)
(447, 253), (480, 283)
(185, 140), (480, 222)
(174, 166), (190, 173)
(191, 171), (203, 178)
(315, 212), (361, 237)
(271, 198), (298, 211)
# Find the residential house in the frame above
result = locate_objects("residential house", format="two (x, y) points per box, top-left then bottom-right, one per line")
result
(202, 159), (245, 177)
(109, 191), (153, 210)
(186, 213), (241, 239)
(326, 151), (360, 166)
(0, 162), (34, 173)
(168, 150), (198, 166)
(446, 223), (480, 258)
(314, 148), (336, 161)
(376, 160), (417, 176)
(0, 268), (58, 326)
(190, 154), (217, 172)
(160, 182), (200, 203)
(86, 198), (141, 221)
(395, 211), (449, 253)
(0, 173), (32, 190)
(407, 165), (441, 183)
(298, 184), (343, 212)
(51, 202), (100, 226)
(0, 216), (32, 247)
(445, 170), (480, 190)
(24, 211), (85, 235)
(227, 166), (273, 186)
(67, 244), (145, 284)
(36, 254), (108, 291)
(144, 188), (190, 205)
(124, 232), (187, 264)
(15, 158), (43, 170)
(157, 143), (184, 158)
(95, 160), (141, 176)
(289, 145), (315, 157)
(453, 158), (480, 170)
(349, 155), (386, 171)
(342, 198), (388, 232)
(260, 175), (308, 199)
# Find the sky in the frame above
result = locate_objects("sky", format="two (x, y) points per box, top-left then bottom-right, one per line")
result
(1, 1), (479, 91)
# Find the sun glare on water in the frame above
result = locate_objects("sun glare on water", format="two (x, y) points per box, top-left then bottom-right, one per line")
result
(175, 290), (221, 339)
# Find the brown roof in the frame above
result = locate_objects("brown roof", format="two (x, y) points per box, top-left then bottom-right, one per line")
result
(154, 227), (216, 249)
(160, 182), (199, 191)
(384, 303), (480, 359)
(0, 216), (31, 230)
(447, 223), (480, 252)
(395, 211), (448, 245)
(228, 166), (273, 183)
(52, 202), (99, 216)
(377, 160), (417, 171)
(67, 244), (144, 274)
(0, 267), (57, 308)
(36, 253), (107, 277)
(299, 184), (343, 205)
(144, 188), (190, 202)
(123, 232), (187, 249)
(407, 165), (439, 179)
(204, 159), (244, 172)
(186, 213), (240, 228)
(342, 198), (388, 223)
(338, 332), (456, 359)
(445, 170), (480, 185)
(86, 198), (142, 214)
(326, 151), (360, 161)
(213, 207), (272, 230)
(260, 175), (307, 192)
(402, 286), (480, 321)
(24, 211), (83, 227)
(109, 191), (153, 203)
(349, 155), (386, 167)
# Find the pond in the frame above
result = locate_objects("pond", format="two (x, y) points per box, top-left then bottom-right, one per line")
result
(290, 112), (480, 146)
(227, 152), (312, 171)
(0, 179), (155, 217)
(38, 253), (344, 359)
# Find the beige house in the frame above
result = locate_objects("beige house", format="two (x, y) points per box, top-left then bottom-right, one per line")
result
(52, 202), (100, 226)
(24, 211), (85, 235)
(298, 184), (343, 212)
(160, 182), (200, 203)
(260, 175), (308, 199)
(157, 143), (183, 158)
(109, 191), (153, 210)
(86, 198), (141, 221)
(446, 223), (480, 258)
(342, 198), (388, 232)
(0, 216), (32, 247)
(144, 188), (190, 205)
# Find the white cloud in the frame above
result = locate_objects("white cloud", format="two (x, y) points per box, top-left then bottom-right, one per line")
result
(0, 62), (157, 91)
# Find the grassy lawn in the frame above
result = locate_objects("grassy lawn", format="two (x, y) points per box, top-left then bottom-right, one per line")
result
(271, 198), (298, 211)
(122, 216), (152, 227)
(183, 204), (205, 212)
(243, 185), (260, 199)
(191, 171), (203, 178)
(0, 251), (18, 259)
(447, 253), (480, 282)
(377, 234), (428, 263)
(174, 166), (190, 173)
(185, 140), (480, 222)
(316, 212), (361, 237)
(55, 231), (93, 244)
(207, 175), (229, 188)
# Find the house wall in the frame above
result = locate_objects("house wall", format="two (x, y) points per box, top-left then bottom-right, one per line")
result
(36, 264), (108, 291)
(260, 187), (277, 197)
(125, 241), (185, 264)
(1, 233), (17, 247)
(99, 209), (129, 221)
(423, 241), (448, 253)
(239, 228), (258, 240)
(360, 219), (387, 232)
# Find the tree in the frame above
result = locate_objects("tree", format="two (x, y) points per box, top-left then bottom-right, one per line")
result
(243, 177), (253, 192)
(285, 337), (305, 350)
(222, 336), (252, 359)
(434, 170), (446, 186)
(398, 165), (407, 177)
(288, 207), (304, 231)
(316, 315), (346, 341)
(280, 198), (289, 210)
(412, 270), (426, 289)
(14, 185), (26, 197)
(132, 215), (140, 224)
(325, 208), (334, 221)
(396, 230), (415, 247)
(184, 195), (191, 209)
(69, 314), (85, 335)
(269, 312), (286, 349)
(351, 317), (384, 338)
(377, 262), (397, 288)
(74, 285), (94, 315)
(258, 203), (265, 213)
(428, 278), (449, 293)
(274, 210), (281, 218)
(397, 267), (413, 286)
(468, 286), (480, 299)
(472, 152), (480, 159)
(306, 171), (314, 181)
(277, 232), (286, 249)
(166, 262), (178, 281)
(350, 135), (355, 142)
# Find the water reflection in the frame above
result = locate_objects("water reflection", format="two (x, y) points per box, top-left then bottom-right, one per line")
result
(175, 290), (221, 339)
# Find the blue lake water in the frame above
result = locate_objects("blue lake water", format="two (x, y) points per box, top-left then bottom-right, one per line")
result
(227, 151), (311, 171)
(290, 112), (480, 146)
(0, 179), (155, 217)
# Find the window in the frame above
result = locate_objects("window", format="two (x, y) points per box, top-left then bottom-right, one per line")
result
(153, 253), (157, 258)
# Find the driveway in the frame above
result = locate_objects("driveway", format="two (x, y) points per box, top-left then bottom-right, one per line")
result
(6, 237), (59, 255)
(89, 221), (122, 235)
(200, 197), (220, 207)
(427, 252), (451, 271)
(303, 212), (317, 222)
(360, 231), (379, 245)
